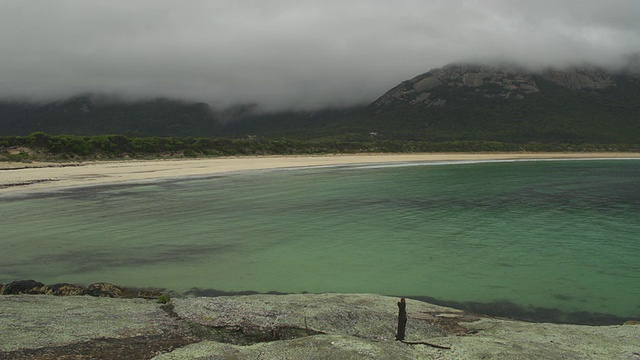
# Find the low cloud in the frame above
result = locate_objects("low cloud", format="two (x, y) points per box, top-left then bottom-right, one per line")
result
(1, 0), (638, 110)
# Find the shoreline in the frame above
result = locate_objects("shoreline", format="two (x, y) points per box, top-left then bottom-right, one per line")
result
(2, 279), (637, 326)
(2, 152), (639, 196)
(1, 292), (639, 359)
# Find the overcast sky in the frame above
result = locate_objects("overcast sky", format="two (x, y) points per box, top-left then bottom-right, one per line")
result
(1, 0), (639, 110)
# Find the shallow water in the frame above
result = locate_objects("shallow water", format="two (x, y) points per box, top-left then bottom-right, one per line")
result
(1, 159), (639, 322)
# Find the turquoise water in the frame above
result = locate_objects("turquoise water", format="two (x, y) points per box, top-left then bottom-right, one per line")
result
(1, 159), (639, 322)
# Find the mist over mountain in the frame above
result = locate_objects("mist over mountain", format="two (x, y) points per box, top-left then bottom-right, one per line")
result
(1, 1), (639, 111)
(1, 60), (638, 145)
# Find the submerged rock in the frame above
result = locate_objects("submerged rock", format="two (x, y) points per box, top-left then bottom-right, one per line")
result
(44, 283), (86, 296)
(2, 280), (46, 295)
(85, 283), (125, 298)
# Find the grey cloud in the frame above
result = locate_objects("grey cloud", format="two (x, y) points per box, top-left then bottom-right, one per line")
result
(1, 0), (638, 111)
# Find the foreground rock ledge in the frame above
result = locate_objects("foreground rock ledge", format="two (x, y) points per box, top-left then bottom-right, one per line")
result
(0, 293), (638, 360)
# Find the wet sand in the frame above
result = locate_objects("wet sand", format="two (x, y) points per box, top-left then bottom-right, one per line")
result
(1, 153), (639, 196)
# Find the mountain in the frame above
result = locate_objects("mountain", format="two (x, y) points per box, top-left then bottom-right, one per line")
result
(0, 96), (221, 137)
(1, 62), (639, 144)
(372, 64), (615, 108)
(353, 63), (640, 143)
(225, 63), (640, 143)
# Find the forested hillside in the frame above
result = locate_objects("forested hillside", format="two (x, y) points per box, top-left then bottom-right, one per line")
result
(1, 63), (638, 146)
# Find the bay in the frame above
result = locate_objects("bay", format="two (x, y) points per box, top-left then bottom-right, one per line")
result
(1, 159), (639, 323)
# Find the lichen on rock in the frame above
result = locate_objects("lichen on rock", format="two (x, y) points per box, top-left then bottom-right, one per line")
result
(44, 283), (86, 296)
(1, 280), (46, 295)
(85, 282), (125, 298)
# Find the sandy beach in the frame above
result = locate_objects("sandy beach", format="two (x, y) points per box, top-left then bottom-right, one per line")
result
(2, 152), (639, 196)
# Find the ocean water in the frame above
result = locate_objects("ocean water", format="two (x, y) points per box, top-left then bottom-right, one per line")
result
(1, 159), (639, 323)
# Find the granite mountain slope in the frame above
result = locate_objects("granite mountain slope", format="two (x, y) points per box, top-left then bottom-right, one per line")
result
(1, 62), (638, 144)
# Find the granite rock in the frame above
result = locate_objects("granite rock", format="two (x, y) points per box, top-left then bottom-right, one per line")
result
(2, 293), (639, 359)
(43, 283), (86, 296)
(1, 280), (46, 295)
(372, 63), (617, 108)
(85, 282), (125, 298)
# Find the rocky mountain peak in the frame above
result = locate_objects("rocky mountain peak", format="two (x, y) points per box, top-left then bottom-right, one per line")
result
(373, 63), (618, 108)
(542, 66), (616, 90)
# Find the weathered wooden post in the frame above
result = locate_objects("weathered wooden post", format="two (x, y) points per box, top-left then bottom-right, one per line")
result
(396, 297), (407, 341)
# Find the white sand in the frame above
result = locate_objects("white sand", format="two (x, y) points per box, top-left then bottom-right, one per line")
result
(2, 153), (639, 196)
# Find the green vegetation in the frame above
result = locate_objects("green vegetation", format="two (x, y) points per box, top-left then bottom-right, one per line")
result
(1, 133), (638, 162)
(157, 294), (171, 304)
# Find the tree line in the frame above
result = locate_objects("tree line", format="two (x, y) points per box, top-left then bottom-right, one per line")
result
(1, 132), (638, 161)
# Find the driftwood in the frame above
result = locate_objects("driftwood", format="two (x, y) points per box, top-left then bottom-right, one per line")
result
(396, 298), (407, 340)
(396, 297), (451, 349)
